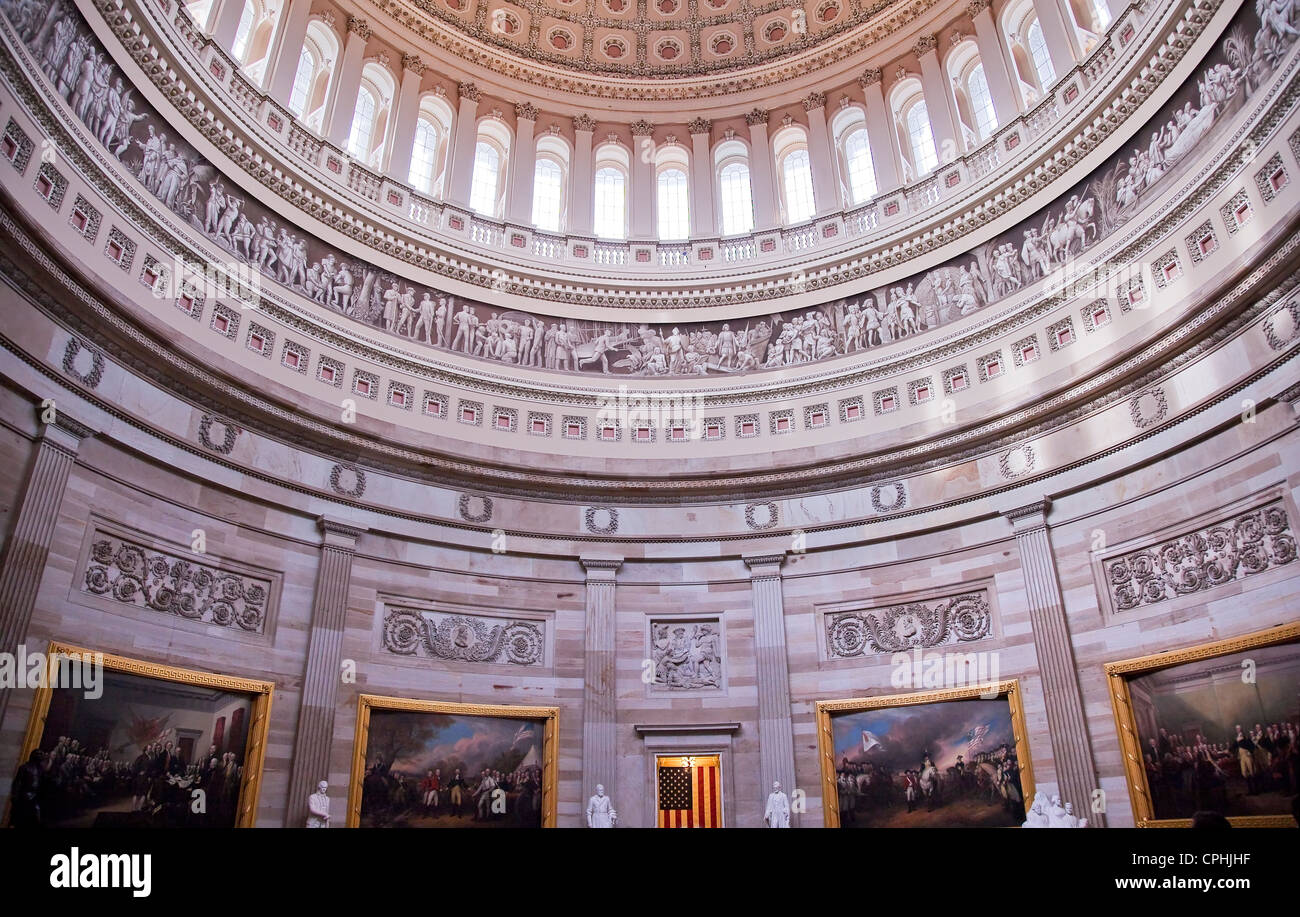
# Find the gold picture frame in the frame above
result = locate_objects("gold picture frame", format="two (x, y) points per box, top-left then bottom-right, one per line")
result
(815, 679), (1035, 827)
(347, 694), (560, 828)
(8, 641), (274, 828)
(1105, 622), (1300, 828)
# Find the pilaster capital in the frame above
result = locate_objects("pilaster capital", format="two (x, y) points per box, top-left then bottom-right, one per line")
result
(912, 32), (938, 57)
(458, 81), (480, 103)
(401, 53), (426, 75)
(36, 407), (96, 454)
(318, 515), (366, 550)
(515, 101), (539, 121)
(743, 552), (786, 580)
(968, 0), (991, 17)
(630, 119), (656, 137)
(346, 16), (370, 39)
(801, 91), (827, 111)
(1277, 381), (1300, 421)
(580, 556), (623, 580)
(687, 116), (712, 136)
(573, 113), (597, 132)
(744, 107), (769, 127)
(858, 67), (882, 87)
(1001, 498), (1052, 533)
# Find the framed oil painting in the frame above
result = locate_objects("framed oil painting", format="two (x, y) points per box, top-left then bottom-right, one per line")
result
(6, 642), (273, 828)
(816, 680), (1034, 827)
(348, 695), (558, 828)
(1106, 622), (1300, 827)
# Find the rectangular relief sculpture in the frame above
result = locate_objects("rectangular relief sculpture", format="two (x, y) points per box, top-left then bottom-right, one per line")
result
(6, 642), (273, 828)
(347, 695), (558, 828)
(1106, 623), (1300, 827)
(816, 681), (1033, 827)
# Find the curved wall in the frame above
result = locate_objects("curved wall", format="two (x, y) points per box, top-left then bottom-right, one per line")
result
(0, 0), (1298, 829)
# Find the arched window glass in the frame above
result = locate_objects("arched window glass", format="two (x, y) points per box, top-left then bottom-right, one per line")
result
(347, 87), (376, 161)
(231, 2), (255, 61)
(593, 167), (627, 239)
(656, 168), (689, 240)
(288, 48), (313, 116)
(409, 118), (440, 193)
(843, 128), (877, 204)
(906, 102), (938, 176)
(532, 158), (565, 232)
(968, 64), (997, 141)
(469, 141), (502, 215)
(718, 162), (754, 235)
(1027, 20), (1055, 88)
(1090, 0), (1110, 29)
(781, 149), (815, 224)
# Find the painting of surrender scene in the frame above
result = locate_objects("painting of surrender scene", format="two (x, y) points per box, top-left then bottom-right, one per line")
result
(819, 684), (1032, 828)
(1109, 631), (1300, 825)
(351, 697), (556, 828)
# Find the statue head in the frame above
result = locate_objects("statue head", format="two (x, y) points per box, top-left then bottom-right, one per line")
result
(316, 780), (328, 794)
(772, 781), (781, 791)
(595, 784), (605, 796)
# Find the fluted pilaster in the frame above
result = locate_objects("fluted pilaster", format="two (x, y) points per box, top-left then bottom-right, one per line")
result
(1003, 499), (1104, 825)
(0, 410), (92, 723)
(284, 517), (365, 826)
(581, 557), (621, 803)
(744, 552), (797, 820)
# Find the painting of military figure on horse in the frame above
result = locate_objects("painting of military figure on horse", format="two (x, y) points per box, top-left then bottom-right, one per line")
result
(824, 691), (1032, 828)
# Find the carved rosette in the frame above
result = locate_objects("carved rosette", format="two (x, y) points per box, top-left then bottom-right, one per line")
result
(1105, 500), (1297, 610)
(826, 592), (992, 657)
(83, 533), (271, 632)
(381, 609), (545, 665)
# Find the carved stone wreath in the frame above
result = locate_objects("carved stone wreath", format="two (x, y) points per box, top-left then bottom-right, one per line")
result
(827, 592), (992, 656)
(1129, 387), (1168, 429)
(62, 337), (105, 389)
(1105, 500), (1297, 611)
(329, 463), (366, 497)
(381, 609), (544, 665)
(745, 501), (780, 530)
(1263, 299), (1300, 350)
(83, 534), (269, 632)
(584, 506), (619, 534)
(998, 444), (1036, 478)
(197, 413), (240, 454)
(870, 482), (908, 514)
(458, 493), (493, 523)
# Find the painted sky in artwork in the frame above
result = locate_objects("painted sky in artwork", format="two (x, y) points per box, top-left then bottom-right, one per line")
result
(832, 698), (1015, 773)
(391, 714), (541, 775)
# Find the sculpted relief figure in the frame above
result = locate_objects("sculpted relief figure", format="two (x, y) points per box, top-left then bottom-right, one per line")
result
(14, 0), (1295, 377)
(651, 621), (722, 690)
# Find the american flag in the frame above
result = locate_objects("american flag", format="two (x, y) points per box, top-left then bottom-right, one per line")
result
(967, 724), (990, 752)
(657, 755), (720, 828)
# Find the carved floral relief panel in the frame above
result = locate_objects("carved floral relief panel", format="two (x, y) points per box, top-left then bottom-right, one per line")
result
(380, 605), (549, 667)
(821, 588), (995, 659)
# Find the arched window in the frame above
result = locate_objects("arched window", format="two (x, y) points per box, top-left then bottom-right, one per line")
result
(843, 129), (876, 204)
(409, 118), (442, 193)
(654, 145), (690, 240)
(347, 86), (377, 161)
(288, 48), (314, 116)
(773, 126), (815, 224)
(1026, 20), (1055, 89)
(593, 166), (627, 239)
(532, 158), (565, 231)
(469, 142), (502, 215)
(906, 102), (938, 176)
(967, 64), (997, 141)
(231, 2), (255, 60)
(718, 161), (754, 235)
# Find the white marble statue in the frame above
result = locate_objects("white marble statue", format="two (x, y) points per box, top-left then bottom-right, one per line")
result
(306, 780), (330, 828)
(1021, 790), (1049, 828)
(586, 784), (617, 828)
(764, 781), (791, 828)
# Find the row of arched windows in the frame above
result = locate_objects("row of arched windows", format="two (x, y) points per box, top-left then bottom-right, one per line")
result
(195, 0), (1114, 237)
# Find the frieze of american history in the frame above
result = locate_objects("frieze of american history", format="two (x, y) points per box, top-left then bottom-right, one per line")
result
(7, 0), (1297, 376)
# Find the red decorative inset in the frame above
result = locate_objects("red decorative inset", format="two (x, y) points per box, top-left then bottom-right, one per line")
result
(1005, 133), (1020, 150)
(266, 113), (282, 131)
(550, 29), (573, 50)
(945, 170), (960, 188)
(711, 35), (734, 54)
(698, 248), (714, 260)
(448, 215), (465, 230)
(387, 190), (403, 206)
(821, 223), (838, 238)
(326, 157), (342, 173)
(764, 22), (786, 42)
(635, 249), (651, 262)
(603, 38), (628, 58)
(511, 233), (527, 247)
(573, 244), (589, 257)
(883, 200), (899, 217)
(760, 238), (776, 253)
